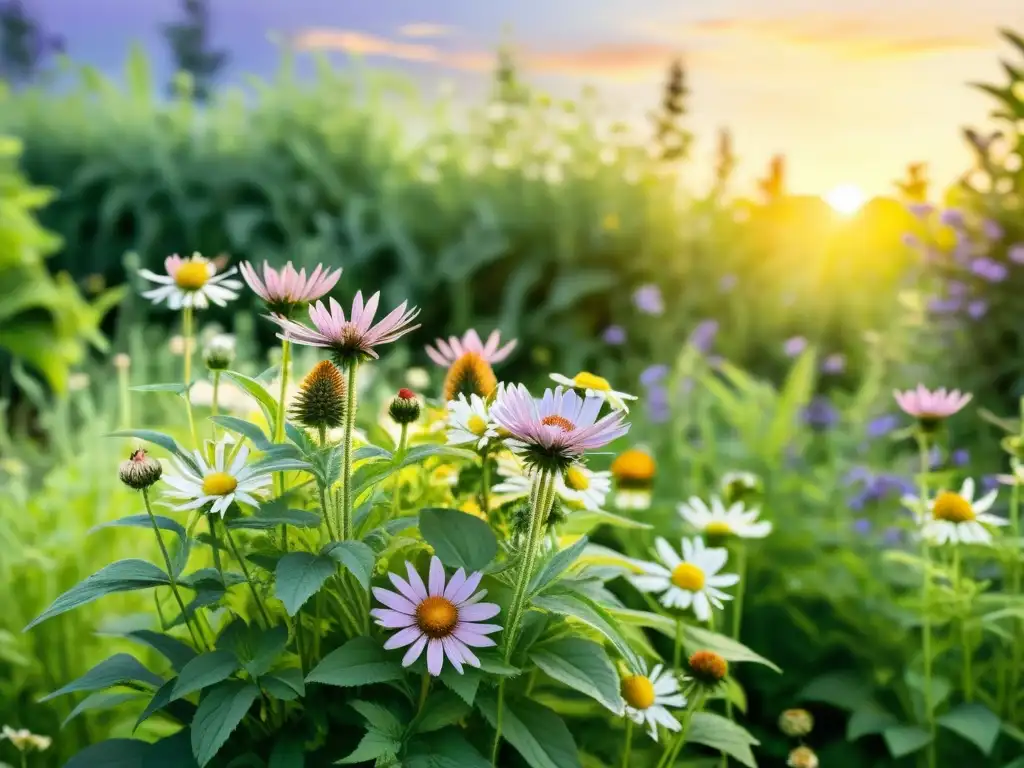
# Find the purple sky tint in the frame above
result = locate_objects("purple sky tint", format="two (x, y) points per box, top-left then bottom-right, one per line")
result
(24, 0), (1024, 195)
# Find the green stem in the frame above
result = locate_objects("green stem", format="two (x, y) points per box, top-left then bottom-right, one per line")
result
(211, 371), (220, 418)
(673, 616), (683, 675)
(317, 425), (339, 542)
(182, 305), (199, 448)
(916, 432), (936, 768)
(143, 489), (202, 649)
(417, 672), (431, 714)
(275, 339), (292, 552)
(1010, 396), (1023, 719)
(730, 545), (747, 640)
(953, 546), (972, 701)
(491, 678), (505, 767)
(391, 423), (408, 520)
(222, 520), (272, 628)
(481, 447), (491, 517)
(657, 692), (705, 768)
(340, 360), (359, 540)
(621, 717), (634, 768)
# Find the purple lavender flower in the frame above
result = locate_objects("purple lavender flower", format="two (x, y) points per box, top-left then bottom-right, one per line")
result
(633, 284), (664, 315)
(970, 257), (1008, 283)
(853, 518), (872, 535)
(947, 280), (968, 297)
(645, 384), (670, 424)
(803, 396), (839, 431)
(688, 319), (719, 353)
(603, 325), (626, 345)
(719, 274), (738, 292)
(784, 336), (807, 357)
(640, 364), (669, 387)
(951, 449), (970, 467)
(822, 353), (846, 374)
(982, 474), (1001, 493)
(982, 219), (1004, 241)
(928, 445), (943, 470)
(940, 208), (965, 228)
(928, 296), (961, 314)
(907, 203), (933, 219)
(1009, 244), (1024, 265)
(967, 300), (988, 319)
(901, 232), (921, 249)
(882, 527), (903, 547)
(866, 413), (899, 439)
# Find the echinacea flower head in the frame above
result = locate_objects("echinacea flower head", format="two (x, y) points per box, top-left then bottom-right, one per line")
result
(425, 329), (517, 368)
(788, 746), (820, 768)
(290, 360), (347, 432)
(1, 725), (51, 752)
(906, 478), (1006, 546)
(447, 393), (499, 450)
(678, 496), (772, 543)
(611, 448), (655, 509)
(549, 371), (638, 413)
(239, 261), (342, 314)
(686, 650), (729, 691)
(893, 385), (972, 428)
(118, 448), (163, 490)
(630, 537), (739, 621)
(490, 385), (630, 474)
(268, 293), (421, 367)
(161, 438), (272, 516)
(139, 252), (242, 310)
(443, 352), (498, 401)
(779, 709), (815, 738)
(371, 556), (502, 676)
(621, 663), (685, 741)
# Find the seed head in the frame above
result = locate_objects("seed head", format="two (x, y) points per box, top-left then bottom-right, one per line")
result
(779, 708), (814, 738)
(119, 448), (164, 490)
(787, 746), (819, 768)
(443, 352), (498, 401)
(687, 650), (729, 687)
(389, 388), (421, 425)
(203, 334), (236, 371)
(291, 360), (347, 431)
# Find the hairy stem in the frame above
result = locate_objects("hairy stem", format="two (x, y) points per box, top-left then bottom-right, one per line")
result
(143, 489), (202, 649)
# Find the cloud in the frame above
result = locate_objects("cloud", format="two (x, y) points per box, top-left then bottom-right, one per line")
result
(397, 23), (458, 39)
(682, 14), (988, 59)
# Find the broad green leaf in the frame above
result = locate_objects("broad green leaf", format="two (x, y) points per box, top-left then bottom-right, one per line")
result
(354, 444), (393, 463)
(268, 734), (305, 768)
(415, 689), (471, 733)
(847, 701), (899, 740)
(91, 512), (187, 544)
(135, 679), (178, 729)
(683, 623), (781, 673)
(109, 429), (199, 471)
(533, 592), (642, 673)
(120, 629), (198, 672)
(27, 559), (171, 629)
(405, 729), (491, 768)
(937, 703), (1001, 755)
(440, 664), (481, 706)
(221, 371), (277, 424)
(419, 507), (498, 571)
(883, 725), (932, 758)
(217, 620), (289, 677)
(131, 382), (189, 395)
(798, 671), (872, 710)
(41, 653), (163, 701)
(274, 552), (335, 616)
(210, 415), (272, 450)
(227, 499), (320, 531)
(764, 349), (817, 459)
(478, 695), (582, 768)
(529, 537), (589, 596)
(337, 730), (400, 764)
(171, 650), (240, 701)
(305, 636), (404, 687)
(62, 691), (145, 728)
(262, 668), (305, 701)
(323, 540), (376, 589)
(64, 739), (153, 768)
(530, 638), (623, 715)
(190, 680), (260, 767)
(687, 711), (759, 768)
(351, 700), (406, 735)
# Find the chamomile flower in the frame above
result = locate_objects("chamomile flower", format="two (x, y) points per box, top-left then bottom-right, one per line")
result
(492, 455), (611, 511)
(549, 371), (637, 412)
(630, 537), (739, 622)
(447, 393), (499, 450)
(161, 438), (272, 516)
(678, 496), (772, 541)
(611, 448), (656, 510)
(1, 725), (51, 753)
(621, 663), (685, 741)
(905, 478), (1005, 546)
(139, 252), (242, 310)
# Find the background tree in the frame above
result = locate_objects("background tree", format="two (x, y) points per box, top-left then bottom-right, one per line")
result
(0, 0), (62, 86)
(894, 162), (929, 203)
(162, 0), (228, 101)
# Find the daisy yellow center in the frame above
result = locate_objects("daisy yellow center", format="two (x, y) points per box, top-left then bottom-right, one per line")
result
(173, 260), (210, 291)
(467, 414), (489, 436)
(415, 595), (459, 638)
(671, 563), (705, 591)
(933, 491), (975, 523)
(202, 471), (238, 496)
(621, 675), (656, 710)
(573, 371), (611, 391)
(565, 466), (590, 491)
(705, 521), (733, 537)
(542, 415), (575, 432)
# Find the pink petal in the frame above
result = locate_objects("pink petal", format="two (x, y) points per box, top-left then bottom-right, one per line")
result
(371, 609), (417, 629)
(402, 635), (427, 667)
(405, 562), (428, 600)
(458, 621), (502, 636)
(387, 572), (422, 604)
(383, 625), (424, 650)
(372, 587), (417, 615)
(452, 628), (497, 648)
(459, 603), (500, 622)
(427, 638), (444, 675)
(450, 637), (481, 668)
(442, 637), (464, 674)
(443, 568), (467, 600)
(450, 571), (483, 605)
(428, 556), (446, 596)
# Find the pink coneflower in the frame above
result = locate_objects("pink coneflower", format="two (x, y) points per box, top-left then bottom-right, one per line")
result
(490, 384), (630, 473)
(893, 385), (972, 427)
(267, 292), (420, 366)
(371, 556), (502, 676)
(139, 252), (242, 309)
(239, 261), (342, 313)
(425, 329), (517, 367)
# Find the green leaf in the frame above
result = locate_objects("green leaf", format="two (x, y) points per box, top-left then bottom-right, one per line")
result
(883, 725), (932, 758)
(109, 429), (199, 471)
(937, 703), (1002, 755)
(405, 729), (492, 768)
(92, 513), (187, 544)
(262, 668), (305, 701)
(351, 699), (406, 735)
(687, 712), (759, 768)
(323, 540), (376, 589)
(131, 382), (189, 395)
(171, 650), (240, 701)
(419, 507), (499, 571)
(220, 371), (277, 424)
(764, 348), (817, 459)
(64, 739), (153, 768)
(440, 664), (481, 706)
(274, 552), (335, 616)
(798, 671), (872, 710)
(337, 730), (400, 764)
(530, 638), (623, 715)
(41, 653), (163, 701)
(135, 679), (178, 729)
(217, 620), (290, 677)
(190, 680), (260, 767)
(210, 415), (272, 450)
(305, 636), (404, 687)
(529, 537), (589, 596)
(62, 691), (145, 728)
(847, 701), (899, 740)
(26, 559), (171, 629)
(533, 592), (642, 673)
(268, 734), (305, 768)
(478, 695), (581, 768)
(120, 629), (198, 672)
(227, 499), (320, 531)
(415, 689), (471, 733)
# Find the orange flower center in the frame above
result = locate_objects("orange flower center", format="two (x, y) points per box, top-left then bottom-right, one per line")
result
(415, 596), (459, 638)
(173, 260), (210, 291)
(621, 675), (656, 710)
(201, 472), (238, 496)
(932, 491), (975, 523)
(671, 563), (705, 591)
(542, 415), (575, 432)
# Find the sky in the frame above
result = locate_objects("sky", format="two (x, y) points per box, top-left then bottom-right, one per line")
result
(25, 0), (1024, 196)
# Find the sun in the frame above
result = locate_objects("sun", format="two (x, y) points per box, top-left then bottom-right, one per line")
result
(824, 184), (867, 216)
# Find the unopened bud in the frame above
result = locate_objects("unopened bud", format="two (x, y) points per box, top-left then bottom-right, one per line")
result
(389, 388), (421, 425)
(779, 708), (814, 738)
(787, 746), (819, 768)
(203, 334), (236, 371)
(688, 650), (728, 687)
(113, 353), (131, 371)
(119, 448), (163, 490)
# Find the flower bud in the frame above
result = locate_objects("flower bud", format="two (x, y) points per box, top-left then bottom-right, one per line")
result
(119, 448), (163, 490)
(687, 650), (728, 687)
(113, 353), (131, 371)
(787, 746), (819, 768)
(388, 388), (421, 425)
(203, 334), (236, 371)
(291, 361), (346, 431)
(779, 708), (814, 738)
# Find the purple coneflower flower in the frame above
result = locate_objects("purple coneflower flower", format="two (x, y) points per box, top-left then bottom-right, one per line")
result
(425, 329), (516, 367)
(967, 300), (988, 319)
(268, 292), (420, 365)
(821, 353), (846, 374)
(371, 556), (501, 676)
(239, 261), (341, 313)
(603, 325), (627, 345)
(783, 336), (808, 357)
(970, 257), (1008, 283)
(940, 208), (964, 228)
(982, 219), (1004, 241)
(645, 385), (671, 424)
(893, 385), (972, 423)
(803, 396), (839, 431)
(951, 449), (970, 467)
(1009, 244), (1024, 265)
(853, 518), (872, 535)
(633, 284), (664, 315)
(640, 364), (669, 387)
(688, 320), (719, 353)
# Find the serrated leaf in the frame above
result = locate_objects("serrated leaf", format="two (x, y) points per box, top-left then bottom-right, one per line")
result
(62, 691), (144, 728)
(171, 650), (240, 701)
(530, 638), (623, 715)
(210, 415), (272, 450)
(883, 725), (932, 758)
(262, 668), (305, 701)
(227, 506), (320, 531)
(937, 703), (1001, 755)
(478, 695), (581, 768)
(533, 592), (642, 673)
(190, 680), (260, 767)
(64, 739), (153, 768)
(274, 552), (335, 616)
(323, 540), (375, 589)
(41, 653), (163, 701)
(109, 429), (199, 471)
(305, 636), (404, 687)
(405, 729), (491, 768)
(419, 507), (498, 571)
(529, 537), (589, 596)
(415, 689), (471, 733)
(440, 664), (481, 706)
(687, 711), (759, 768)
(268, 734), (305, 768)
(336, 730), (400, 764)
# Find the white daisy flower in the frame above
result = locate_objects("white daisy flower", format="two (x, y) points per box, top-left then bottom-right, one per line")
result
(446, 393), (499, 450)
(139, 253), (243, 310)
(678, 496), (772, 540)
(621, 663), (685, 741)
(630, 537), (739, 622)
(549, 371), (637, 413)
(492, 455), (611, 512)
(904, 478), (1005, 546)
(161, 438), (273, 516)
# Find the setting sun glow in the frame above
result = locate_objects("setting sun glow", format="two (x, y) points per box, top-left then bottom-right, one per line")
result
(825, 184), (868, 216)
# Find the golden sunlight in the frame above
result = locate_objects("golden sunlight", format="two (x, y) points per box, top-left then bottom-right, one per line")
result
(824, 184), (867, 216)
